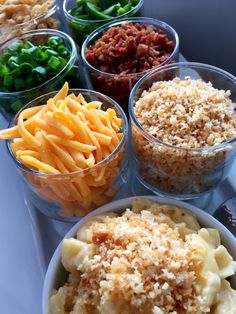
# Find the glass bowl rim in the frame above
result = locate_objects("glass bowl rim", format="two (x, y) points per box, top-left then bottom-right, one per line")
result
(129, 61), (236, 152)
(0, 28), (77, 96)
(6, 88), (128, 177)
(63, 0), (144, 24)
(0, 2), (57, 33)
(81, 16), (179, 78)
(135, 173), (218, 200)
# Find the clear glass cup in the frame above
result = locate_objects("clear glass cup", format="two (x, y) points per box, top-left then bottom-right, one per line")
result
(63, 0), (144, 46)
(0, 29), (79, 121)
(0, 0), (60, 45)
(129, 62), (236, 199)
(81, 17), (179, 113)
(7, 89), (128, 222)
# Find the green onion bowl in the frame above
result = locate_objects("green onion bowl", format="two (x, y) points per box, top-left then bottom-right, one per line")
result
(0, 29), (79, 120)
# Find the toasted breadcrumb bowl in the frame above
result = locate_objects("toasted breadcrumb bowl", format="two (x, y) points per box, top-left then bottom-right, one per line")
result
(129, 62), (236, 199)
(43, 196), (236, 314)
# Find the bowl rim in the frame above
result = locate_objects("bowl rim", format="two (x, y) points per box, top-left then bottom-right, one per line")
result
(81, 16), (179, 77)
(129, 61), (236, 151)
(0, 29), (77, 96)
(63, 0), (144, 24)
(6, 88), (128, 177)
(42, 195), (236, 313)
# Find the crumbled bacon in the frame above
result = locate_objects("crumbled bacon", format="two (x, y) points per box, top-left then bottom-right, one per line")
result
(85, 22), (175, 75)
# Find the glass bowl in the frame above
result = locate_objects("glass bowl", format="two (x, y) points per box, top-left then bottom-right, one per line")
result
(0, 29), (79, 121)
(63, 0), (144, 46)
(81, 17), (179, 113)
(129, 62), (236, 199)
(7, 89), (128, 222)
(0, 0), (60, 45)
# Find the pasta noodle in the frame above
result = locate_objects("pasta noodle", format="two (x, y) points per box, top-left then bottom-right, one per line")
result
(0, 83), (126, 218)
(49, 199), (236, 314)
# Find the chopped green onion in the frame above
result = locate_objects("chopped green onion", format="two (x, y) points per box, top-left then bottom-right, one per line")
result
(57, 45), (70, 57)
(19, 63), (33, 73)
(3, 75), (13, 89)
(35, 48), (49, 62)
(11, 100), (23, 112)
(32, 66), (47, 81)
(7, 56), (19, 69)
(0, 53), (11, 63)
(57, 57), (68, 70)
(0, 87), (9, 92)
(18, 50), (34, 64)
(14, 78), (24, 91)
(0, 35), (71, 113)
(46, 49), (58, 57)
(24, 41), (35, 49)
(7, 41), (23, 54)
(10, 68), (21, 79)
(48, 56), (60, 70)
(0, 65), (9, 77)
(25, 76), (35, 89)
(47, 36), (63, 48)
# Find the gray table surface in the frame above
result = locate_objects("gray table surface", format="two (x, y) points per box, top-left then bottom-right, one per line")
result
(1, 103), (236, 314)
(0, 6), (235, 314)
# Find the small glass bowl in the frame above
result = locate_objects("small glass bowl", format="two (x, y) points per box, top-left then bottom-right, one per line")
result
(129, 62), (236, 199)
(81, 17), (179, 113)
(63, 0), (144, 46)
(0, 29), (79, 121)
(0, 0), (60, 45)
(7, 89), (128, 222)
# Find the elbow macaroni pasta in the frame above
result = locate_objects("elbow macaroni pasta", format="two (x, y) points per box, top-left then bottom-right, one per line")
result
(49, 199), (236, 314)
(0, 83), (126, 217)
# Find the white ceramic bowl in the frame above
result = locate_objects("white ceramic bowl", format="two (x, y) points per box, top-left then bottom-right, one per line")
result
(42, 195), (236, 314)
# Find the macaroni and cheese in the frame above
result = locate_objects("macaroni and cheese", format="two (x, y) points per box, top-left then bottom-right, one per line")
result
(49, 199), (236, 313)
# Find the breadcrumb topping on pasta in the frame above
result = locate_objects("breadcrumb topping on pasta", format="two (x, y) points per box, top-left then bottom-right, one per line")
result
(76, 209), (201, 313)
(49, 200), (236, 314)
